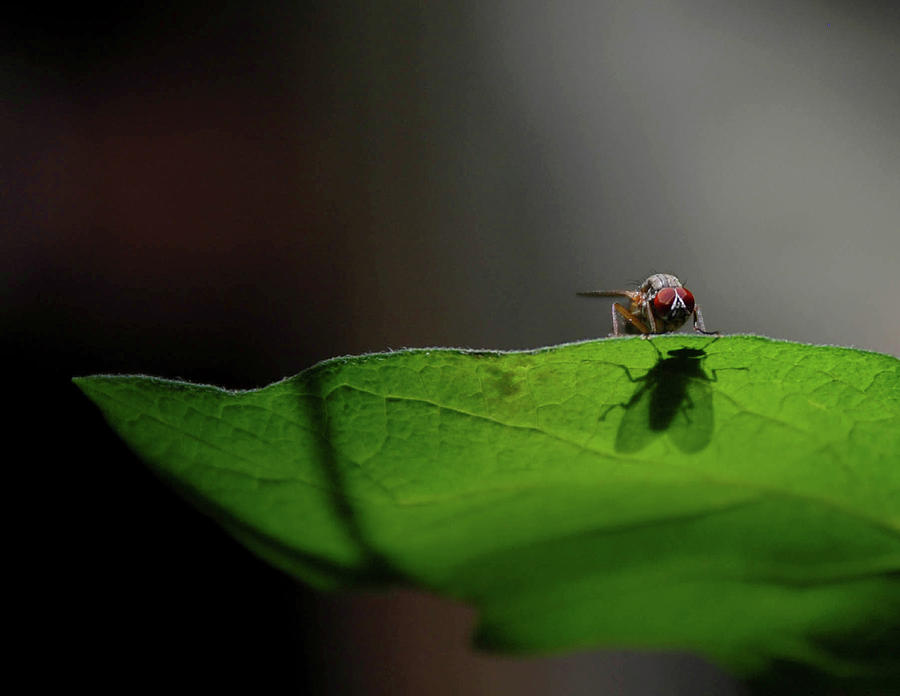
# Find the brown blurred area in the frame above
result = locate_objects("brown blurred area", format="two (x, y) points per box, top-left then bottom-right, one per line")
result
(7, 1), (899, 693)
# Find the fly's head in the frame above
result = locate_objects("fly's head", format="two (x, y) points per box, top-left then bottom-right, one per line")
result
(650, 286), (695, 329)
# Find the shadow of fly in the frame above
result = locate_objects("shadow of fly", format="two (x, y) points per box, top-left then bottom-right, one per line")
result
(604, 339), (725, 454)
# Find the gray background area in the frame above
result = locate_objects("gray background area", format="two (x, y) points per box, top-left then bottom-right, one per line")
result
(7, 1), (898, 694)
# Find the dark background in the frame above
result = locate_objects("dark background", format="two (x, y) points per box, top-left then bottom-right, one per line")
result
(7, 1), (899, 693)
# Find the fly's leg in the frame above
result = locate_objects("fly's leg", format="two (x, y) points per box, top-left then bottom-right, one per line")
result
(612, 303), (650, 336)
(577, 290), (645, 336)
(692, 306), (718, 335)
(642, 299), (658, 336)
(609, 303), (622, 336)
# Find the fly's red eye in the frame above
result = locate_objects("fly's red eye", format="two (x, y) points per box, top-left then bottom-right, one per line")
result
(653, 287), (676, 313)
(677, 288), (695, 312)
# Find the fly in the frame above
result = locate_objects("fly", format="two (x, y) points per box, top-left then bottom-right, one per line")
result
(578, 273), (715, 336)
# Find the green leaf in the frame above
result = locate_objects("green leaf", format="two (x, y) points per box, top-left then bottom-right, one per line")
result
(75, 335), (900, 688)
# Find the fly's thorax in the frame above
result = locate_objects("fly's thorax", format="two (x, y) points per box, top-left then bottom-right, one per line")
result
(641, 273), (684, 298)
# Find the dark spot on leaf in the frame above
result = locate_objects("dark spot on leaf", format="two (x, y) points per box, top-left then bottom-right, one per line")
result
(484, 366), (521, 397)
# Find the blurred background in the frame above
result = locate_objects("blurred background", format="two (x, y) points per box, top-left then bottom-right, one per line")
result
(6, 0), (899, 693)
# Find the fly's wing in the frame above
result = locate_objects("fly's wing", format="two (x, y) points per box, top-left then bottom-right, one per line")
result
(666, 372), (714, 453)
(577, 290), (640, 299)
